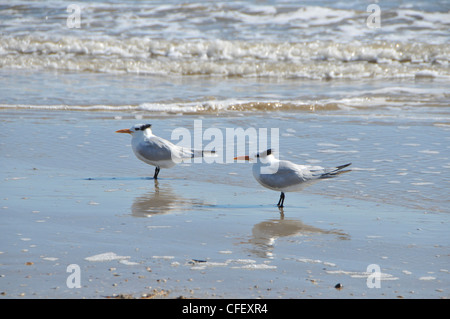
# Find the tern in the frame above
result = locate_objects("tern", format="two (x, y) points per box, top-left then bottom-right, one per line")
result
(234, 149), (351, 207)
(116, 124), (215, 179)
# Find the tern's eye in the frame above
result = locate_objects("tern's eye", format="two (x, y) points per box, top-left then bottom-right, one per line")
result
(135, 127), (140, 131)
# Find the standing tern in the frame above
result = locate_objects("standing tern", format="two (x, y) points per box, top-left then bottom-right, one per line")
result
(234, 149), (351, 207)
(116, 124), (215, 179)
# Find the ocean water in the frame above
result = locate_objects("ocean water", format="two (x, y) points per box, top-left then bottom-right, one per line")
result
(1, 0), (449, 214)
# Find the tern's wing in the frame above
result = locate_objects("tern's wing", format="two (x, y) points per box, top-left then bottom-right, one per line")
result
(137, 135), (211, 161)
(135, 136), (175, 162)
(255, 160), (307, 190)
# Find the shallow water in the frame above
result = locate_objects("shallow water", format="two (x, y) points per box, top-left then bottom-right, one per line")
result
(1, 116), (449, 298)
(2, 107), (449, 214)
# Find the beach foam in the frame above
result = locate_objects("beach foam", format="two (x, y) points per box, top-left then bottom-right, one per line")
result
(1, 36), (448, 79)
(85, 252), (131, 262)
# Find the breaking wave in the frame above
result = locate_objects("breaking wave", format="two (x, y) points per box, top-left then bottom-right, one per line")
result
(1, 36), (449, 79)
(2, 92), (448, 116)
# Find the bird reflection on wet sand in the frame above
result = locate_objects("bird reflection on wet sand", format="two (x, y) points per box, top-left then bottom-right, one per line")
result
(246, 210), (349, 258)
(131, 180), (204, 217)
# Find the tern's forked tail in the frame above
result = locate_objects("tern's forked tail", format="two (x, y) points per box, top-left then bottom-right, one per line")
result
(320, 163), (352, 178)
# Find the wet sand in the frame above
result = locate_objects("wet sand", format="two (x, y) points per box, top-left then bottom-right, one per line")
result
(0, 110), (449, 299)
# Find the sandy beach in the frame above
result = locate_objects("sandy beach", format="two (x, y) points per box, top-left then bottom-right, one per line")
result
(1, 110), (449, 299)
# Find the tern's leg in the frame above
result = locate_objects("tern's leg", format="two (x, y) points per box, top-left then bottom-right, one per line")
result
(277, 192), (285, 207)
(153, 166), (160, 179)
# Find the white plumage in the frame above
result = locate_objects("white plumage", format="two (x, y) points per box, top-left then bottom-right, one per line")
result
(116, 124), (215, 179)
(235, 149), (351, 207)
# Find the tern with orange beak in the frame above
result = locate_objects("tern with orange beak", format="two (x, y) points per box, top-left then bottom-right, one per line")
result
(234, 149), (351, 207)
(116, 124), (215, 179)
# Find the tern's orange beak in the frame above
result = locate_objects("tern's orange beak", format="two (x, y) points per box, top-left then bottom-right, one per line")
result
(116, 129), (132, 134)
(234, 155), (250, 161)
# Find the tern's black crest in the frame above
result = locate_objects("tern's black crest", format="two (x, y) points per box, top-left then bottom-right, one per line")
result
(135, 124), (152, 131)
(256, 149), (272, 158)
